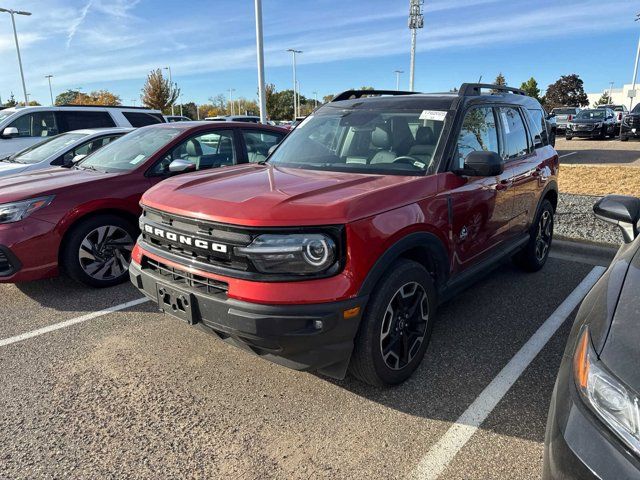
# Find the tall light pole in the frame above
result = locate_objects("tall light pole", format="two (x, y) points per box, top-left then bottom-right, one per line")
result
(629, 13), (640, 111)
(45, 74), (54, 106)
(254, 0), (267, 123)
(228, 88), (236, 116)
(394, 70), (404, 90)
(287, 49), (302, 119)
(163, 66), (174, 115)
(296, 80), (301, 117)
(0, 8), (31, 105)
(408, 0), (424, 92)
(131, 98), (137, 106)
(313, 91), (318, 109)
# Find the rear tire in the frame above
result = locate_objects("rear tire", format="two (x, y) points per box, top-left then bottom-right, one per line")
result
(621, 136), (629, 142)
(513, 199), (554, 272)
(61, 214), (137, 288)
(349, 259), (436, 387)
(565, 136), (572, 141)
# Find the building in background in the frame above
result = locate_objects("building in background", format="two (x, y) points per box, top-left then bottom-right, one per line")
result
(587, 83), (638, 109)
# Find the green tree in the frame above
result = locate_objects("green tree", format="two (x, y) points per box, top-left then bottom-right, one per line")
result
(322, 94), (335, 103)
(3, 93), (17, 107)
(543, 74), (589, 110)
(55, 89), (81, 105)
(520, 77), (541, 102)
(594, 92), (613, 106)
(141, 68), (179, 111)
(69, 90), (121, 106)
(491, 73), (507, 93)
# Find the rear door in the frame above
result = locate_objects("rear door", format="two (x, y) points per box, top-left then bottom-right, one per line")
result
(502, 106), (546, 235)
(446, 105), (515, 272)
(56, 111), (116, 132)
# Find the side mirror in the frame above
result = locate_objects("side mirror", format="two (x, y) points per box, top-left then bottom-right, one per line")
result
(72, 154), (86, 163)
(594, 195), (640, 243)
(457, 151), (504, 177)
(1, 127), (18, 138)
(533, 134), (543, 148)
(546, 113), (556, 119)
(168, 158), (196, 173)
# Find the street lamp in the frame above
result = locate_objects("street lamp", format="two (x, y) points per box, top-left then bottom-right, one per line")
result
(0, 7), (31, 105)
(287, 49), (302, 119)
(228, 88), (236, 116)
(312, 91), (318, 109)
(163, 66), (174, 115)
(628, 13), (640, 111)
(394, 70), (404, 91)
(45, 74), (54, 106)
(408, 0), (424, 92)
(254, 0), (267, 123)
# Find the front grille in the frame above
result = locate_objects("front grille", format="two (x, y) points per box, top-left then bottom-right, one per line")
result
(626, 116), (640, 127)
(143, 257), (228, 295)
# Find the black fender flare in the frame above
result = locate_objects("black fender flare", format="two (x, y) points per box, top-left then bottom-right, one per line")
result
(537, 179), (559, 213)
(358, 232), (450, 297)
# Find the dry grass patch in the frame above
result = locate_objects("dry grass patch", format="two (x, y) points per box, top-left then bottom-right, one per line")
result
(560, 164), (640, 196)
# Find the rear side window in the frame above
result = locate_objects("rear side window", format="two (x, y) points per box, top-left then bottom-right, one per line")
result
(241, 129), (283, 162)
(9, 112), (58, 137)
(455, 107), (499, 169)
(57, 111), (116, 132)
(526, 109), (548, 146)
(123, 112), (164, 127)
(498, 107), (530, 160)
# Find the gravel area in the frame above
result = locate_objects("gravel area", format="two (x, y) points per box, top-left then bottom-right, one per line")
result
(556, 193), (622, 246)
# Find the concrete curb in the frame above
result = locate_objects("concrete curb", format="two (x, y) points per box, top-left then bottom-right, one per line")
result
(551, 237), (618, 266)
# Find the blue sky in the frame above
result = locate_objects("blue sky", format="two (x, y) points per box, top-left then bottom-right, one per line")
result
(0, 0), (639, 106)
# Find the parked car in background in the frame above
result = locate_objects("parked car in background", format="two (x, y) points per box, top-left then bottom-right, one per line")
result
(544, 194), (640, 480)
(164, 115), (192, 122)
(597, 104), (628, 129)
(0, 128), (131, 178)
(0, 122), (285, 287)
(566, 108), (617, 140)
(204, 115), (260, 123)
(551, 107), (581, 132)
(0, 105), (164, 158)
(621, 103), (640, 141)
(130, 84), (559, 386)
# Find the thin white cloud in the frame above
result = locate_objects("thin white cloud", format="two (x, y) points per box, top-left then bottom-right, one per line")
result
(66, 0), (94, 48)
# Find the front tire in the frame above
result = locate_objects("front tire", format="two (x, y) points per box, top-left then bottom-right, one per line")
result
(349, 259), (436, 386)
(61, 214), (136, 288)
(565, 135), (572, 141)
(513, 199), (554, 272)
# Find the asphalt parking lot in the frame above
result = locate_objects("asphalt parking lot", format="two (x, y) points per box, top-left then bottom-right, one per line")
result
(0, 248), (608, 479)
(555, 136), (640, 165)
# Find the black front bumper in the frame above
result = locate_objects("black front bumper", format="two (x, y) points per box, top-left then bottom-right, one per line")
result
(129, 260), (367, 379)
(621, 124), (640, 139)
(543, 355), (640, 479)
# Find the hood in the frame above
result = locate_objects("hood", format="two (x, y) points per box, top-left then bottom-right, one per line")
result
(0, 161), (29, 178)
(600, 243), (640, 389)
(0, 167), (112, 204)
(142, 164), (437, 226)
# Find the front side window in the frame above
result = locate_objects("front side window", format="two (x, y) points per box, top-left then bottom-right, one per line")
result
(242, 129), (283, 163)
(9, 112), (58, 137)
(527, 108), (548, 146)
(150, 130), (237, 175)
(455, 107), (499, 168)
(268, 106), (447, 175)
(78, 127), (182, 173)
(499, 107), (530, 160)
(576, 109), (606, 120)
(12, 132), (87, 164)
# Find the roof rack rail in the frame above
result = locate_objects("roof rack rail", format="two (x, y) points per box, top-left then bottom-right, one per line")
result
(331, 89), (418, 102)
(59, 104), (157, 110)
(458, 83), (527, 97)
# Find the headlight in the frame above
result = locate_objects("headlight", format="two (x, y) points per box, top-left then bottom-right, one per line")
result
(235, 233), (337, 274)
(574, 327), (640, 456)
(0, 196), (54, 224)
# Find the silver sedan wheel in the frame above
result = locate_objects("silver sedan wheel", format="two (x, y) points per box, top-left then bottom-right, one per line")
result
(78, 225), (134, 281)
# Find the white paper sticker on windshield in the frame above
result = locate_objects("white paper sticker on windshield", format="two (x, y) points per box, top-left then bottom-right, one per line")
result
(419, 110), (447, 121)
(129, 154), (146, 165)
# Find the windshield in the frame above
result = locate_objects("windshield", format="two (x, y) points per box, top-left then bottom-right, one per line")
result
(12, 132), (87, 164)
(268, 107), (446, 175)
(0, 109), (16, 122)
(78, 126), (182, 173)
(576, 110), (605, 120)
(633, 104), (640, 114)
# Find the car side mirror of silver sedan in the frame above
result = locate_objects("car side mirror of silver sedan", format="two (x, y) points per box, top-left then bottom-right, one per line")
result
(594, 195), (640, 243)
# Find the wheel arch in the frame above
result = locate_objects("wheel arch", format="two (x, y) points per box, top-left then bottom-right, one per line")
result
(540, 180), (559, 212)
(358, 232), (450, 298)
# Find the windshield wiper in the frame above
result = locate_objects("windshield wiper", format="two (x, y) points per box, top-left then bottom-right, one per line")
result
(75, 164), (99, 172)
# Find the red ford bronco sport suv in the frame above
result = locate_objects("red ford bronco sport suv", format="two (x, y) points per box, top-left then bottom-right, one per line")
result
(131, 84), (559, 386)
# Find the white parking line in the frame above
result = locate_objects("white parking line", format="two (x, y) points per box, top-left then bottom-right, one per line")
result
(0, 297), (149, 348)
(412, 265), (606, 480)
(559, 151), (577, 158)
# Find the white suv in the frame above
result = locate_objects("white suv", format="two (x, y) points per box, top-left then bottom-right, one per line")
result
(0, 105), (164, 157)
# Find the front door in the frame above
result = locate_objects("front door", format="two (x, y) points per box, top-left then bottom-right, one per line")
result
(446, 106), (514, 273)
